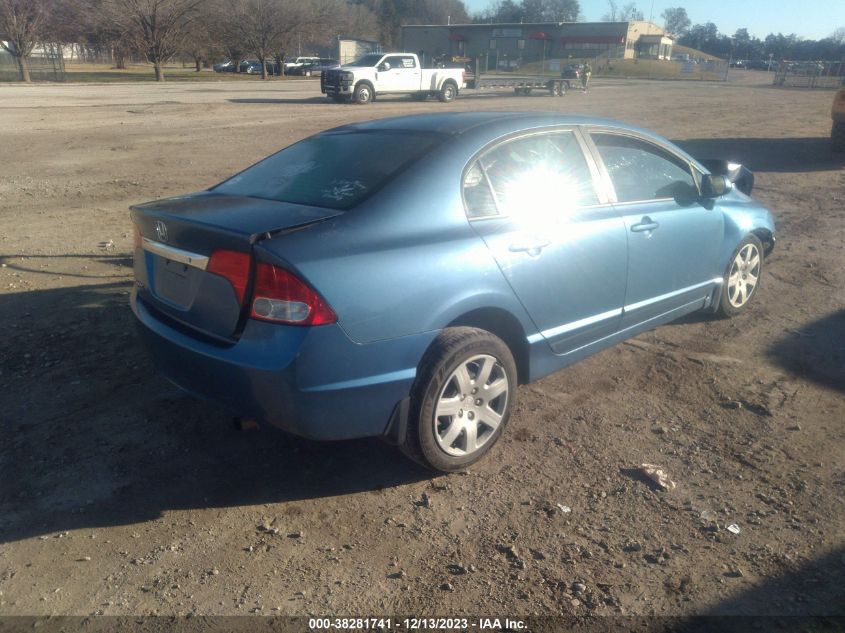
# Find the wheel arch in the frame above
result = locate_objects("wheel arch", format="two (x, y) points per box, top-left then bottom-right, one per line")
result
(751, 227), (775, 257)
(354, 79), (375, 98)
(446, 307), (529, 385)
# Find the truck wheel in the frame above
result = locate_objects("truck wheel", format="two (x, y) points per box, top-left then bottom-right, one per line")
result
(438, 82), (457, 103)
(832, 121), (845, 152)
(559, 81), (567, 96)
(353, 83), (373, 104)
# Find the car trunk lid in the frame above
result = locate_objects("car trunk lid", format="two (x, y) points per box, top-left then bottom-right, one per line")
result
(130, 192), (342, 340)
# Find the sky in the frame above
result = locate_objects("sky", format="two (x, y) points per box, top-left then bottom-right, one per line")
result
(462, 0), (845, 41)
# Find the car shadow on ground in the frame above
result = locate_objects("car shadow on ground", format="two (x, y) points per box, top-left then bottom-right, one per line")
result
(676, 547), (845, 628)
(0, 253), (133, 280)
(0, 281), (430, 545)
(674, 137), (845, 173)
(766, 309), (845, 394)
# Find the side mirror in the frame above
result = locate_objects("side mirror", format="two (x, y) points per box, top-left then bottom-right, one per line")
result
(698, 159), (755, 196)
(701, 174), (731, 198)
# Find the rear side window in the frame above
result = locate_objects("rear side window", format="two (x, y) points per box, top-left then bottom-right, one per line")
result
(386, 55), (417, 68)
(591, 133), (696, 203)
(213, 131), (442, 210)
(463, 132), (599, 219)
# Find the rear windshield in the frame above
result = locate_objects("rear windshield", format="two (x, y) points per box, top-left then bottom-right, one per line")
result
(212, 131), (443, 210)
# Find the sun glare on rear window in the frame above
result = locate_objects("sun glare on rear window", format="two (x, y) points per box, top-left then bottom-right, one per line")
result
(213, 131), (443, 210)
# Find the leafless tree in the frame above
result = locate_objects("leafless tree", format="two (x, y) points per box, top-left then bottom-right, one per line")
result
(183, 11), (215, 71)
(108, 0), (204, 81)
(233, 0), (334, 79)
(0, 0), (48, 82)
(602, 0), (641, 21)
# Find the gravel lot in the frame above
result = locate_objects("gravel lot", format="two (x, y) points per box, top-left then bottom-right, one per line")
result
(0, 73), (843, 620)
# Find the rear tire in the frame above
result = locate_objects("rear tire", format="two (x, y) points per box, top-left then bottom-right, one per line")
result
(438, 81), (457, 103)
(405, 327), (516, 472)
(832, 121), (845, 152)
(716, 234), (764, 317)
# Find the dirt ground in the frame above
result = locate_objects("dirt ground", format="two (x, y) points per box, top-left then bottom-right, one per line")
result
(0, 72), (843, 621)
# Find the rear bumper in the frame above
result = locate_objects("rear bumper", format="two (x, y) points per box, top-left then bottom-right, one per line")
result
(131, 292), (436, 440)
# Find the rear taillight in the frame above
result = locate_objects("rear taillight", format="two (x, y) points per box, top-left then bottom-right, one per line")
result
(207, 249), (251, 305)
(250, 262), (336, 326)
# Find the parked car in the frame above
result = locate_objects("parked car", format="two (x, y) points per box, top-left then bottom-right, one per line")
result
(561, 63), (584, 79)
(284, 56), (321, 72)
(239, 59), (263, 74)
(289, 58), (340, 77)
(212, 60), (235, 72)
(745, 59), (773, 71)
(130, 113), (775, 472)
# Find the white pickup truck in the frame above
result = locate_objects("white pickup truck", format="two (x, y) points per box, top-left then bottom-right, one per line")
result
(321, 53), (466, 104)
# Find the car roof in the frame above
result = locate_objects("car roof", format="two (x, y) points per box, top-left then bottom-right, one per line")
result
(327, 112), (705, 172)
(334, 112), (650, 138)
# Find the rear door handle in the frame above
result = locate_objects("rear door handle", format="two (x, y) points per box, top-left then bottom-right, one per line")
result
(631, 217), (660, 233)
(509, 239), (550, 256)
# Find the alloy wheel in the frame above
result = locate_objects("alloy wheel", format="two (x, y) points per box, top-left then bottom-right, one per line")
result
(434, 354), (508, 457)
(727, 243), (761, 308)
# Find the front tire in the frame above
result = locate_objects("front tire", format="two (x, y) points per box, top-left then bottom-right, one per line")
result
(353, 82), (373, 104)
(406, 327), (517, 472)
(717, 234), (764, 317)
(438, 81), (457, 103)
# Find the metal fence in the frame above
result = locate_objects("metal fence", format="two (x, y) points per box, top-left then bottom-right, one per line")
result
(773, 61), (844, 89)
(0, 48), (65, 82)
(592, 50), (729, 81)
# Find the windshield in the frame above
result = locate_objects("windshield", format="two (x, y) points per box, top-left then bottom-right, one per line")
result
(344, 54), (384, 67)
(212, 131), (443, 210)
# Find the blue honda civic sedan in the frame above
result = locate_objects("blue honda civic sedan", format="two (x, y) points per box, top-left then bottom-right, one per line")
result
(130, 112), (775, 472)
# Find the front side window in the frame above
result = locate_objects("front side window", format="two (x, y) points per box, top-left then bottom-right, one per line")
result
(463, 132), (599, 220)
(591, 133), (697, 203)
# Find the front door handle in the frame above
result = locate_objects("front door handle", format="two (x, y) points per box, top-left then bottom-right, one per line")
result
(631, 217), (660, 233)
(509, 239), (550, 257)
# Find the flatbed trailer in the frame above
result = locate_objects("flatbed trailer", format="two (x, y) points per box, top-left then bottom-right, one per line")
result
(466, 74), (573, 96)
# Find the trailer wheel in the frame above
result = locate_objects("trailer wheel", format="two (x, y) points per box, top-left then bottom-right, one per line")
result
(559, 81), (567, 96)
(438, 81), (457, 103)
